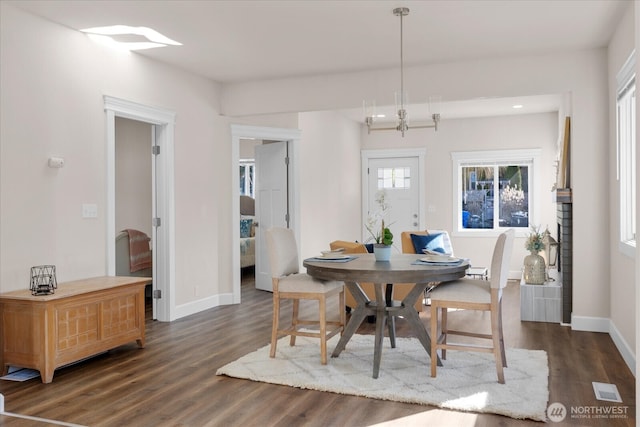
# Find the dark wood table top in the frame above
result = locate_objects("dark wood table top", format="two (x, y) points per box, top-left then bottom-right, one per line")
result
(304, 253), (468, 284)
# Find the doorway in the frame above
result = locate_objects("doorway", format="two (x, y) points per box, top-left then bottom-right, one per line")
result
(231, 125), (301, 302)
(361, 149), (426, 247)
(254, 141), (290, 291)
(114, 117), (153, 312)
(105, 96), (176, 322)
(239, 138), (258, 285)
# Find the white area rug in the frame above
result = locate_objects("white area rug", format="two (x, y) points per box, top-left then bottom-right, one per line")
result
(217, 334), (549, 422)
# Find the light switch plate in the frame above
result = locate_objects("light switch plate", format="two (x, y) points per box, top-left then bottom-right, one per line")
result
(82, 204), (98, 218)
(48, 157), (64, 168)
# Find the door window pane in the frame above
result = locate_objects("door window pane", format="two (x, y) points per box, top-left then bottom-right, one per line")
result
(377, 167), (411, 189)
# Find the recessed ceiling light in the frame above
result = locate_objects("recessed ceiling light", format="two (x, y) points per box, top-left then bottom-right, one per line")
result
(512, 104), (524, 109)
(81, 25), (182, 51)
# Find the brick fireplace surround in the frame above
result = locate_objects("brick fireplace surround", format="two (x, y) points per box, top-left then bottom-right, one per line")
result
(557, 201), (572, 324)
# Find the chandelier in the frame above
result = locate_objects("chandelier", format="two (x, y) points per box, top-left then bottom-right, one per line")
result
(364, 7), (440, 137)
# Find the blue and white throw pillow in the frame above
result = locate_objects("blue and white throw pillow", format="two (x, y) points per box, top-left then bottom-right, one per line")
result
(240, 218), (253, 238)
(410, 233), (446, 254)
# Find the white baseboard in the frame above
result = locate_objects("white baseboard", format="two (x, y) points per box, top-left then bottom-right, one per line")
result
(572, 315), (636, 376)
(609, 321), (636, 377)
(571, 315), (610, 333)
(508, 270), (521, 281)
(174, 292), (235, 320)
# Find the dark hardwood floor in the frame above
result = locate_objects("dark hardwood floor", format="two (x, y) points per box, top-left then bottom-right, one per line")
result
(0, 269), (635, 426)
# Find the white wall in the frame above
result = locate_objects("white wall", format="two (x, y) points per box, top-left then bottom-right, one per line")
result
(297, 111), (362, 259)
(233, 113), (300, 130)
(0, 4), (230, 313)
(635, 0), (640, 403)
(115, 117), (153, 237)
(239, 139), (260, 160)
(607, 1), (636, 370)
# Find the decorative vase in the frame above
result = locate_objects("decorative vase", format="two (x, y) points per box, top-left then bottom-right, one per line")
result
(373, 244), (392, 262)
(523, 251), (546, 284)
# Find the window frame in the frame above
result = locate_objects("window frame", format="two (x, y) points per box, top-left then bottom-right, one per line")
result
(616, 51), (636, 258)
(451, 149), (541, 237)
(239, 159), (255, 198)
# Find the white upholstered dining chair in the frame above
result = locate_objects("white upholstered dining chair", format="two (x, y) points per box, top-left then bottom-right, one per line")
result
(265, 227), (345, 364)
(429, 229), (514, 383)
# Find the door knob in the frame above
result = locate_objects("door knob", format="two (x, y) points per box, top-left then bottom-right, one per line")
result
(254, 222), (259, 227)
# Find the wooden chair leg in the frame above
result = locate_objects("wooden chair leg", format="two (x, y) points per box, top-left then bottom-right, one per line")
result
(441, 307), (448, 360)
(270, 293), (280, 358)
(319, 296), (327, 364)
(430, 304), (438, 378)
(498, 302), (507, 367)
(339, 290), (346, 335)
(290, 299), (299, 347)
(272, 287), (344, 365)
(491, 305), (505, 384)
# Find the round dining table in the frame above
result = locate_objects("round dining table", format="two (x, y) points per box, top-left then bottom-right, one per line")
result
(304, 253), (469, 378)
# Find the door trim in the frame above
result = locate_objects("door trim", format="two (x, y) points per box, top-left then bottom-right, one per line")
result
(231, 125), (301, 303)
(104, 95), (176, 322)
(361, 148), (426, 241)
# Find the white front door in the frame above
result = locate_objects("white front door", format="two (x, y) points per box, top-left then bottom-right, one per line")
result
(255, 141), (289, 291)
(366, 156), (420, 251)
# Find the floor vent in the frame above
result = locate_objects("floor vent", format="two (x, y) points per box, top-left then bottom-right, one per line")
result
(592, 382), (622, 402)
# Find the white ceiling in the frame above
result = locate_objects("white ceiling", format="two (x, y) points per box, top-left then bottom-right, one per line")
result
(10, 0), (628, 120)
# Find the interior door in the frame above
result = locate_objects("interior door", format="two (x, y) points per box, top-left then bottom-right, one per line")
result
(255, 141), (289, 291)
(150, 125), (160, 319)
(367, 157), (420, 250)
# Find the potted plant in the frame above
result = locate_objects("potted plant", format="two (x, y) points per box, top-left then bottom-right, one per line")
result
(366, 190), (394, 261)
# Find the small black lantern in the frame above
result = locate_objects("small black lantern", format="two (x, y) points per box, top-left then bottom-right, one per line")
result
(542, 228), (559, 269)
(30, 265), (57, 295)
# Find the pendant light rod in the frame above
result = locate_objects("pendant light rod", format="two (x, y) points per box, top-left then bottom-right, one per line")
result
(395, 7), (409, 136)
(364, 6), (440, 136)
